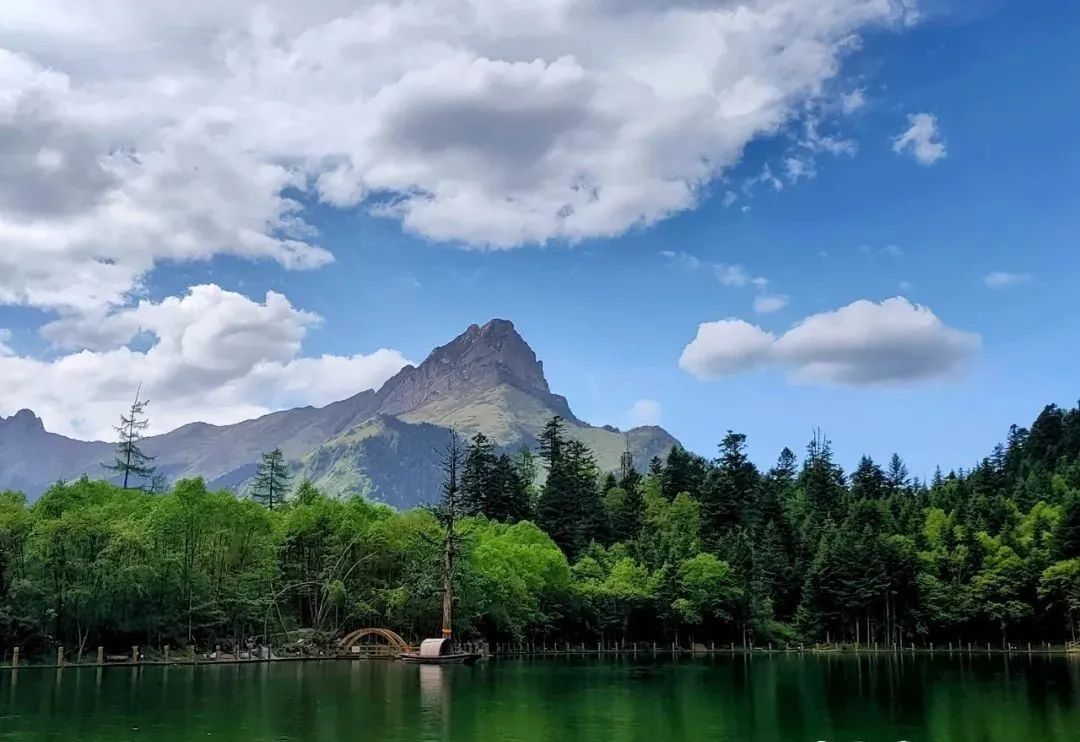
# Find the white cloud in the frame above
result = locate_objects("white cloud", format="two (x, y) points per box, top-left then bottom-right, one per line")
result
(0, 329), (12, 356)
(753, 294), (789, 314)
(715, 264), (754, 287)
(0, 1), (918, 314)
(893, 112), (947, 165)
(0, 285), (411, 439)
(784, 156), (816, 183)
(984, 271), (1032, 288)
(627, 399), (663, 428)
(722, 190), (739, 208)
(660, 250), (701, 271)
(680, 297), (979, 386)
(680, 319), (778, 377)
(664, 251), (787, 310)
(841, 88), (866, 114)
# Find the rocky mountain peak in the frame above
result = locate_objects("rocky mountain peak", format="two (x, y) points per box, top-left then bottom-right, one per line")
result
(374, 318), (564, 418)
(430, 318), (550, 393)
(0, 409), (45, 434)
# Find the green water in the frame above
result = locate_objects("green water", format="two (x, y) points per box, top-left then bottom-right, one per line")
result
(1, 655), (1078, 740)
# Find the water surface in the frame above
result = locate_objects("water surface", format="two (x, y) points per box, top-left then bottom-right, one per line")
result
(2, 654), (1078, 740)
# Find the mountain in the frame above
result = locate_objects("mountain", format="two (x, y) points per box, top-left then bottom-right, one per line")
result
(0, 319), (680, 507)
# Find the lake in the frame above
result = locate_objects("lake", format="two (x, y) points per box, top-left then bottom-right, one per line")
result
(1, 654), (1078, 740)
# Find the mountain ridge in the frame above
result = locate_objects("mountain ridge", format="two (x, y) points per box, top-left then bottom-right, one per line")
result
(0, 319), (680, 506)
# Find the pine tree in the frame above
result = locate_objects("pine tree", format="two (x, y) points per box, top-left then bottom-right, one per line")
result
(536, 427), (605, 560)
(662, 445), (705, 501)
(103, 388), (157, 490)
(700, 431), (760, 548)
(460, 432), (498, 517)
(252, 448), (291, 510)
(800, 430), (846, 531)
(491, 454), (532, 523)
(886, 453), (910, 494)
(567, 439), (607, 550)
(648, 456), (664, 477)
(538, 416), (566, 468)
(851, 456), (888, 501)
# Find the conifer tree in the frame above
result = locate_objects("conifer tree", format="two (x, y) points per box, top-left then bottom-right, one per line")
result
(460, 432), (498, 517)
(799, 430), (846, 539)
(536, 417), (605, 559)
(252, 448), (291, 510)
(538, 416), (566, 467)
(851, 456), (888, 501)
(700, 431), (759, 547)
(661, 445), (707, 501)
(886, 453), (910, 494)
(492, 453), (532, 523)
(103, 388), (157, 490)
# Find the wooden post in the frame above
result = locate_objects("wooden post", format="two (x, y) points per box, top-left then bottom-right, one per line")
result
(57, 646), (64, 667)
(12, 647), (19, 668)
(190, 644), (196, 663)
(164, 645), (170, 664)
(132, 645), (140, 664)
(97, 647), (104, 666)
(215, 644), (221, 661)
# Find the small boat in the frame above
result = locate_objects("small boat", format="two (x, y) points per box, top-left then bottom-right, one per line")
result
(400, 638), (481, 665)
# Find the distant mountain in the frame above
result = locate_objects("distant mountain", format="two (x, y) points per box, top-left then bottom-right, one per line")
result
(0, 319), (680, 507)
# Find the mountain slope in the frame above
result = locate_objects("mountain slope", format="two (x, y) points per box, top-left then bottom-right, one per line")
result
(0, 319), (680, 506)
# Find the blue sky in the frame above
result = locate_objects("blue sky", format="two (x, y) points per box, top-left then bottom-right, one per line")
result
(0, 1), (1076, 479)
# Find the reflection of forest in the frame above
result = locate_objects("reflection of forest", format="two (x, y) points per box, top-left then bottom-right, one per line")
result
(0, 656), (1078, 740)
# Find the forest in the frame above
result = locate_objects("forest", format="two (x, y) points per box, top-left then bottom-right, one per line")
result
(1, 401), (1080, 662)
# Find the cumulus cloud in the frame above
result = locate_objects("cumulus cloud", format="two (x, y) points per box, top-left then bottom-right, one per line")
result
(627, 399), (663, 427)
(715, 264), (756, 288)
(0, 329), (12, 356)
(753, 294), (789, 314)
(0, 285), (411, 440)
(680, 297), (979, 386)
(0, 0), (917, 313)
(984, 271), (1032, 288)
(893, 113), (946, 165)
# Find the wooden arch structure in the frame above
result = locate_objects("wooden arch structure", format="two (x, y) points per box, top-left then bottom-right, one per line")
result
(340, 628), (413, 654)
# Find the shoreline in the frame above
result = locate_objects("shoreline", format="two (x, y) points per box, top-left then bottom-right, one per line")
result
(4, 645), (1078, 671)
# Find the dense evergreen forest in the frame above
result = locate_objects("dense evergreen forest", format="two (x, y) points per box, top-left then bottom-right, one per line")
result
(2, 402), (1080, 662)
